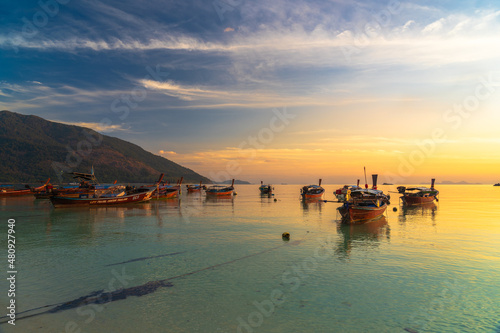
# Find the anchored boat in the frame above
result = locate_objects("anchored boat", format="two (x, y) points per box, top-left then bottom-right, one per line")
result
(187, 181), (205, 193)
(259, 181), (273, 195)
(300, 179), (325, 200)
(337, 174), (390, 223)
(206, 179), (235, 196)
(50, 187), (155, 207)
(397, 179), (439, 205)
(0, 179), (50, 197)
(149, 175), (182, 199)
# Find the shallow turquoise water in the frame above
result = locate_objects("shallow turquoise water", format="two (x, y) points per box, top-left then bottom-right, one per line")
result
(0, 185), (499, 332)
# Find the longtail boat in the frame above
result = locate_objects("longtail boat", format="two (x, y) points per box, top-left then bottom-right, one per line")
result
(300, 179), (324, 200)
(187, 181), (205, 193)
(259, 181), (273, 195)
(0, 179), (50, 197)
(153, 185), (179, 199)
(334, 179), (362, 202)
(206, 179), (234, 196)
(144, 174), (182, 199)
(397, 179), (439, 205)
(337, 174), (390, 223)
(49, 187), (155, 207)
(35, 171), (120, 199)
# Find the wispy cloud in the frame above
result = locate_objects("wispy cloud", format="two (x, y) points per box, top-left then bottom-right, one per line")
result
(53, 120), (130, 133)
(2, 9), (499, 72)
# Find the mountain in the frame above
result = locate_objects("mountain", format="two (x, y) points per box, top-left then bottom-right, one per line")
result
(219, 179), (251, 184)
(0, 110), (211, 184)
(440, 180), (481, 185)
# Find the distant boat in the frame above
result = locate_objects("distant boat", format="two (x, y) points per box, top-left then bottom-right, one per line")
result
(300, 179), (325, 200)
(397, 179), (439, 205)
(494, 183), (500, 186)
(0, 179), (50, 197)
(206, 179), (235, 196)
(382, 183), (393, 185)
(259, 181), (273, 195)
(337, 174), (390, 223)
(334, 179), (362, 202)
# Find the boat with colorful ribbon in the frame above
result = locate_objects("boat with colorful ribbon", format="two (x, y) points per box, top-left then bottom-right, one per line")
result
(337, 174), (390, 223)
(334, 179), (362, 202)
(397, 179), (439, 205)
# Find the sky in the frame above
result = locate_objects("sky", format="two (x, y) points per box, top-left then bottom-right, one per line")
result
(1, 0), (500, 184)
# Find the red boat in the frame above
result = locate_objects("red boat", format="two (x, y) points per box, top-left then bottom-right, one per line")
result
(206, 179), (234, 196)
(337, 174), (390, 223)
(0, 179), (50, 197)
(397, 179), (439, 205)
(338, 198), (388, 222)
(49, 188), (155, 207)
(300, 179), (324, 200)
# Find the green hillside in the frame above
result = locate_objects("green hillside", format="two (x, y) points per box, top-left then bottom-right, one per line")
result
(0, 110), (211, 184)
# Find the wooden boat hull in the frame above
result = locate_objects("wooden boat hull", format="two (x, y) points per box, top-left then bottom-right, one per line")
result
(302, 190), (324, 200)
(152, 189), (178, 199)
(401, 195), (437, 205)
(338, 203), (387, 223)
(50, 190), (154, 207)
(2, 179), (51, 197)
(187, 187), (202, 193)
(0, 189), (33, 197)
(206, 190), (233, 196)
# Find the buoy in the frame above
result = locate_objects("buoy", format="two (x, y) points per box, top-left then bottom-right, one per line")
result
(274, 198), (277, 202)
(282, 232), (290, 241)
(234, 192), (238, 195)
(393, 207), (397, 212)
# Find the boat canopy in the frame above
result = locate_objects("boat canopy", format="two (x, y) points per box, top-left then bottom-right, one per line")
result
(405, 187), (438, 193)
(351, 189), (384, 195)
(69, 172), (98, 182)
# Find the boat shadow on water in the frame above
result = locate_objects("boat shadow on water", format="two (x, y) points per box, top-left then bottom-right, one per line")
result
(335, 216), (390, 259)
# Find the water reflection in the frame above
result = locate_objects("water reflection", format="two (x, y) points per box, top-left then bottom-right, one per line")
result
(301, 198), (324, 213)
(44, 203), (156, 236)
(204, 195), (235, 204)
(335, 216), (390, 259)
(398, 202), (438, 224)
(0, 195), (36, 208)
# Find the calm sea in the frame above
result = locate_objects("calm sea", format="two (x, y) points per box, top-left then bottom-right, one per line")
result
(0, 184), (499, 333)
